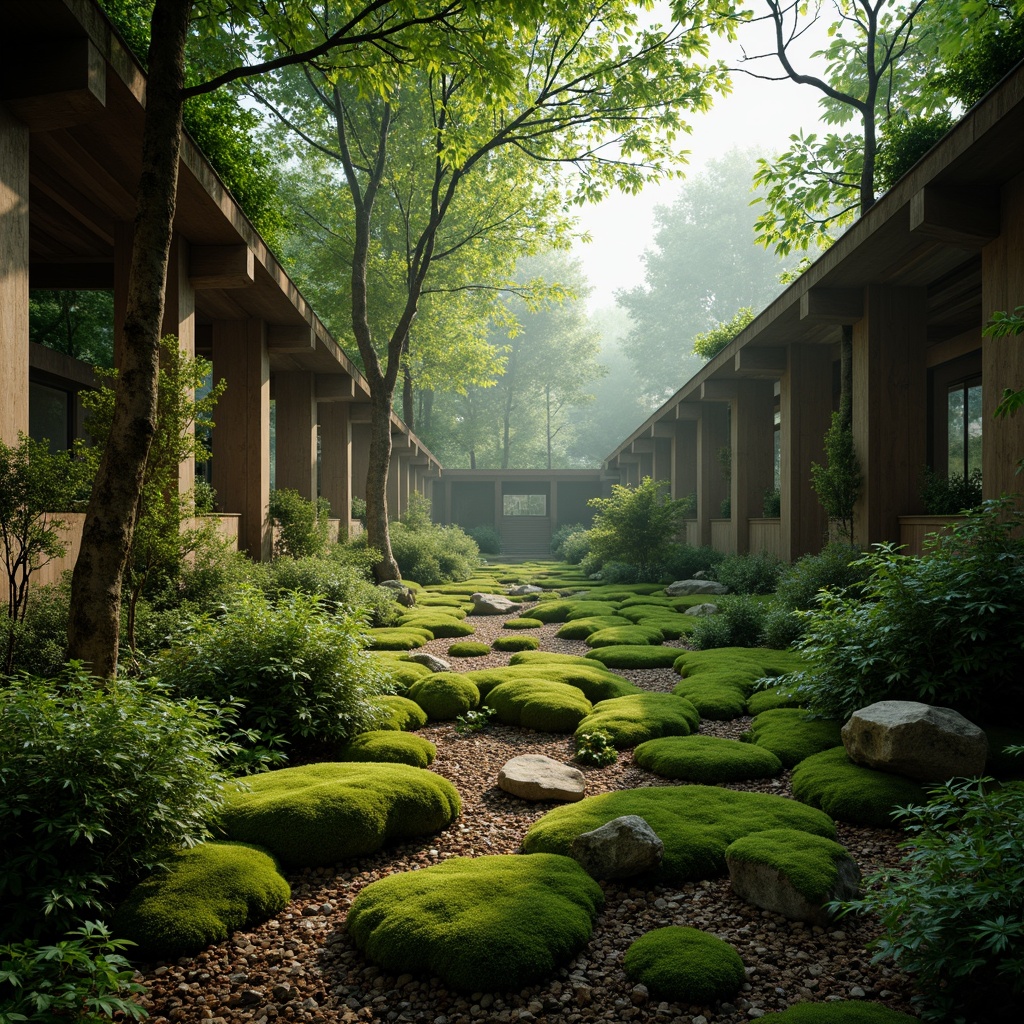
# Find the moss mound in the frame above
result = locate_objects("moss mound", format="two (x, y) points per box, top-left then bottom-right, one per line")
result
(113, 843), (289, 960)
(484, 679), (592, 732)
(555, 616), (632, 640)
(503, 617), (544, 630)
(576, 693), (699, 748)
(618, 595), (676, 608)
(509, 651), (595, 667)
(493, 635), (540, 653)
(673, 648), (807, 720)
(337, 731), (436, 768)
(586, 624), (665, 648)
(407, 673), (481, 720)
(348, 853), (602, 992)
(523, 786), (835, 883)
(398, 613), (474, 639)
(585, 645), (682, 670)
(757, 1003), (918, 1024)
(373, 659), (433, 691)
(624, 926), (745, 1003)
(622, 612), (693, 640)
(220, 762), (461, 867)
(372, 694), (429, 732)
(531, 600), (621, 623)
(634, 735), (782, 783)
(791, 747), (926, 828)
(367, 626), (434, 650)
(466, 664), (641, 703)
(745, 709), (844, 768)
(746, 684), (807, 715)
(446, 640), (492, 658)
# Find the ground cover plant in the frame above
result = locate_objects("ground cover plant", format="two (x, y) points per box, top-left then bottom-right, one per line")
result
(406, 673), (480, 719)
(585, 644), (682, 669)
(483, 678), (593, 732)
(743, 709), (844, 768)
(576, 693), (700, 747)
(465, 664), (642, 703)
(635, 735), (782, 783)
(624, 926), (746, 1003)
(336, 730), (437, 767)
(372, 694), (428, 731)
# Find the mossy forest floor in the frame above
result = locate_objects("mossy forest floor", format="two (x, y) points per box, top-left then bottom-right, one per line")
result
(137, 587), (918, 1024)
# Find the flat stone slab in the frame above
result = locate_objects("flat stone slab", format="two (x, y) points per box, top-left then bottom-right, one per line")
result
(471, 592), (520, 615)
(407, 652), (451, 673)
(498, 755), (586, 803)
(664, 579), (728, 597)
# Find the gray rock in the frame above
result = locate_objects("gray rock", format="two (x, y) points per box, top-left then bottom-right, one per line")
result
(727, 854), (860, 926)
(507, 584), (544, 596)
(842, 700), (987, 781)
(569, 815), (664, 880)
(664, 579), (729, 597)
(407, 652), (451, 673)
(684, 602), (720, 616)
(470, 592), (520, 615)
(498, 755), (585, 802)
(378, 579), (416, 607)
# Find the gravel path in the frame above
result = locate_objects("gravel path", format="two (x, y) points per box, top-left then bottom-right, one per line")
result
(137, 614), (919, 1024)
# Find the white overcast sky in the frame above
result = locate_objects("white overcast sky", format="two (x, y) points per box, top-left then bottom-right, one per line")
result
(572, 9), (832, 307)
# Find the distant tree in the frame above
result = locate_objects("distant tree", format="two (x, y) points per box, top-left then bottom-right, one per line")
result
(28, 291), (115, 368)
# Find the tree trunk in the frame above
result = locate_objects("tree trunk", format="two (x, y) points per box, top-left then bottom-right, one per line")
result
(402, 357), (414, 430)
(66, 0), (192, 678)
(860, 104), (877, 214)
(364, 389), (400, 581)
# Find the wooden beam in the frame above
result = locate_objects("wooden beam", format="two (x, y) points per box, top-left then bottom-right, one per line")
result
(190, 245), (255, 290)
(700, 380), (737, 401)
(734, 346), (786, 377)
(675, 402), (702, 421)
(315, 373), (356, 402)
(652, 420), (681, 437)
(910, 184), (1000, 248)
(267, 323), (315, 354)
(0, 37), (106, 131)
(630, 438), (656, 453)
(800, 287), (863, 323)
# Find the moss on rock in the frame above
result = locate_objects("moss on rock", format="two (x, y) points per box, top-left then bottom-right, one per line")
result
(407, 673), (481, 719)
(634, 735), (782, 783)
(337, 730), (437, 768)
(745, 709), (843, 768)
(484, 679), (592, 733)
(220, 763), (461, 866)
(575, 693), (699, 748)
(347, 853), (603, 991)
(623, 926), (745, 1003)
(113, 842), (289, 960)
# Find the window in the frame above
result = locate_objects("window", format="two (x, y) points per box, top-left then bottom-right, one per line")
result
(947, 377), (982, 481)
(503, 494), (547, 516)
(29, 382), (71, 453)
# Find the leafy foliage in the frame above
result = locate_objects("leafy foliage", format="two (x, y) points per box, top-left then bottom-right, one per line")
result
(875, 112), (955, 190)
(690, 596), (768, 650)
(985, 306), (1024, 463)
(692, 307), (756, 362)
(28, 290), (115, 368)
(920, 466), (984, 515)
(382, 523), (480, 586)
(839, 773), (1024, 1020)
(714, 551), (783, 595)
(0, 667), (233, 940)
(268, 489), (332, 560)
(573, 731), (618, 767)
(811, 413), (862, 546)
(773, 543), (869, 612)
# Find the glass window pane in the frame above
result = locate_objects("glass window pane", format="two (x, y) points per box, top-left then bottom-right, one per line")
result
(948, 387), (965, 480)
(29, 382), (70, 453)
(966, 384), (983, 477)
(503, 494), (547, 516)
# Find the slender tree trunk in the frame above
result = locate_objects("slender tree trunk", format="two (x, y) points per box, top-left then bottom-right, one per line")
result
(402, 355), (414, 430)
(860, 104), (877, 214)
(469, 447), (476, 469)
(365, 389), (400, 580)
(66, 0), (192, 677)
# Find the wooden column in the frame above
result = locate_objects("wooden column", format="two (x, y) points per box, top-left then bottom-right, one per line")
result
(274, 372), (317, 500)
(494, 479), (503, 532)
(350, 419), (370, 501)
(651, 437), (672, 484)
(671, 421), (698, 502)
(983, 172), (1024, 499)
(0, 104), (29, 444)
(781, 344), (833, 560)
(853, 285), (929, 545)
(731, 380), (776, 554)
(696, 403), (730, 547)
(212, 319), (271, 559)
(320, 401), (351, 539)
(162, 236), (195, 494)
(386, 454), (401, 521)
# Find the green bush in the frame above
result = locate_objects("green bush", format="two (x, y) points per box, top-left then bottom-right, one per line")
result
(920, 466), (984, 515)
(560, 530), (593, 565)
(0, 921), (148, 1024)
(838, 773), (1024, 1021)
(779, 500), (1024, 721)
(268, 487), (332, 558)
(219, 762), (461, 867)
(635, 735), (782, 783)
(573, 731), (618, 767)
(468, 525), (501, 554)
(691, 595), (767, 649)
(662, 543), (725, 581)
(551, 522), (586, 557)
(157, 587), (390, 769)
(774, 543), (868, 612)
(0, 668), (233, 941)
(112, 842), (290, 961)
(714, 551), (783, 595)
(484, 679), (592, 732)
(384, 521), (480, 586)
(407, 673), (480, 720)
(348, 854), (603, 991)
(336, 730), (437, 767)
(624, 926), (745, 1003)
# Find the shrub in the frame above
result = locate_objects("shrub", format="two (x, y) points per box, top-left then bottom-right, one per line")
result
(714, 551), (783, 595)
(385, 522), (480, 585)
(838, 774), (1024, 1021)
(692, 307), (755, 361)
(661, 543), (725, 581)
(759, 603), (804, 650)
(774, 543), (867, 612)
(157, 587), (390, 769)
(551, 522), (586, 557)
(560, 529), (593, 565)
(493, 635), (539, 652)
(399, 491), (433, 532)
(762, 487), (781, 518)
(780, 500), (1024, 721)
(0, 921), (148, 1024)
(468, 525), (501, 554)
(624, 926), (745, 1003)
(454, 706), (497, 737)
(351, 496), (367, 521)
(0, 668), (233, 940)
(811, 412), (861, 546)
(691, 595), (767, 649)
(574, 731), (618, 767)
(268, 487), (332, 558)
(919, 466), (983, 515)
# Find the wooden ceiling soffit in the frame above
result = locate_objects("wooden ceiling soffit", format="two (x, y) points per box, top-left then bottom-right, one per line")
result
(267, 323), (315, 354)
(1, 37), (106, 131)
(30, 261), (114, 289)
(910, 185), (1000, 248)
(190, 245), (255, 290)
(315, 374), (356, 402)
(800, 288), (864, 323)
(734, 346), (786, 377)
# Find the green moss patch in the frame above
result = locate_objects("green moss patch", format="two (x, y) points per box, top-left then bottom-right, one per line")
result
(220, 763), (461, 867)
(337, 731), (436, 768)
(792, 747), (926, 828)
(367, 626), (434, 650)
(446, 641), (492, 658)
(618, 595), (676, 608)
(493, 635), (540, 653)
(757, 1003), (918, 1024)
(509, 651), (596, 667)
(523, 786), (835, 883)
(348, 853), (602, 992)
(624, 926), (745, 1004)
(746, 684), (807, 715)
(585, 645), (682, 670)
(745, 709), (843, 768)
(586, 624), (665, 648)
(483, 679), (592, 732)
(555, 616), (632, 640)
(634, 735), (782, 783)
(531, 600), (622, 623)
(370, 658), (433, 691)
(466, 664), (641, 703)
(576, 693), (699, 748)
(113, 843), (290, 960)
(622, 612), (694, 640)
(725, 828), (855, 903)
(407, 673), (480, 719)
(398, 613), (474, 639)
(503, 617), (544, 630)
(373, 694), (428, 732)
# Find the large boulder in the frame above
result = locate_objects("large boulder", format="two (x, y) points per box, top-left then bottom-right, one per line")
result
(470, 592), (520, 615)
(842, 700), (987, 782)
(569, 814), (664, 880)
(508, 584), (544, 596)
(498, 754), (586, 802)
(407, 651), (451, 673)
(684, 602), (719, 617)
(379, 579), (416, 607)
(664, 579), (728, 597)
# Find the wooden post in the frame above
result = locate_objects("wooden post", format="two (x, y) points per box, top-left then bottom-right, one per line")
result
(731, 380), (776, 555)
(696, 403), (729, 547)
(274, 372), (317, 500)
(672, 421), (697, 502)
(350, 420), (370, 502)
(320, 401), (351, 539)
